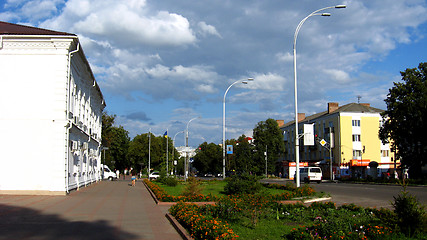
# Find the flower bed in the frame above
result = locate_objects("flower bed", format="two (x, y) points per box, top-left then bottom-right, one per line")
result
(263, 183), (316, 201)
(169, 202), (238, 240)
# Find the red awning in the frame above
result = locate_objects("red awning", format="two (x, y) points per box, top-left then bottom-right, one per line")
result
(350, 159), (370, 167)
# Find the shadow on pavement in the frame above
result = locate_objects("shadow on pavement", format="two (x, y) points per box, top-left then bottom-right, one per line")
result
(0, 204), (138, 240)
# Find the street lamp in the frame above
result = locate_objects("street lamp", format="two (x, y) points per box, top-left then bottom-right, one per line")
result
(185, 116), (201, 181)
(173, 131), (184, 176)
(293, 5), (345, 187)
(222, 78), (254, 179)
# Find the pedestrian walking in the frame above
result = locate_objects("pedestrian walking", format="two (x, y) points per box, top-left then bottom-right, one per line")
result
(131, 170), (136, 187)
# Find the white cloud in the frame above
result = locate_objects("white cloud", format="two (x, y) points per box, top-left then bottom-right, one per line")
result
(197, 21), (222, 38)
(39, 0), (196, 48)
(276, 52), (293, 62)
(244, 73), (288, 91)
(323, 69), (350, 84)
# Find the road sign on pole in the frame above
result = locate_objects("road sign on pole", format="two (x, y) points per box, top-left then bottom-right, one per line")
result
(226, 145), (233, 154)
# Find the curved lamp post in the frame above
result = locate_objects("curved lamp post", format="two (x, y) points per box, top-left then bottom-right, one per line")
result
(185, 116), (201, 181)
(222, 78), (254, 179)
(293, 5), (346, 187)
(172, 131), (184, 176)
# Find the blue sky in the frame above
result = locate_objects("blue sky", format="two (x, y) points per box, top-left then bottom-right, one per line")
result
(1, 0), (427, 147)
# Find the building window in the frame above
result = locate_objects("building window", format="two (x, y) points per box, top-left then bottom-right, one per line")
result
(381, 150), (389, 157)
(353, 150), (362, 159)
(352, 119), (360, 127)
(352, 134), (361, 142)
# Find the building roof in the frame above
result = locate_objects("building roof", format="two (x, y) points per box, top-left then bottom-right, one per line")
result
(281, 103), (384, 128)
(0, 21), (75, 36)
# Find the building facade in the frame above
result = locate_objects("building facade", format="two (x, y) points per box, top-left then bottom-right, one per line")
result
(0, 21), (105, 195)
(279, 102), (398, 180)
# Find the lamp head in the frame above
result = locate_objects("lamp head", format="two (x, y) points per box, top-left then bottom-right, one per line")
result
(321, 13), (331, 16)
(242, 77), (254, 84)
(335, 5), (346, 8)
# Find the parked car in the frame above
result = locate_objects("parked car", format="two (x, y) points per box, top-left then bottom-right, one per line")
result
(149, 171), (160, 179)
(297, 167), (322, 184)
(103, 165), (117, 181)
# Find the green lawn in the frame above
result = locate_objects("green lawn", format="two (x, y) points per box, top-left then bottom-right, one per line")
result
(230, 218), (299, 240)
(154, 180), (226, 197)
(153, 180), (295, 198)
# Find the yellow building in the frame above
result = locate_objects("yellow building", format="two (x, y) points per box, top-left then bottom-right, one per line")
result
(279, 102), (398, 179)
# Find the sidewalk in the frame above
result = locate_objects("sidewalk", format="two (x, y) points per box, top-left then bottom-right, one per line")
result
(0, 179), (182, 240)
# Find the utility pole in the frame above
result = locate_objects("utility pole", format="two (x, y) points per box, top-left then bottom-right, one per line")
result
(148, 129), (151, 179)
(265, 145), (268, 177)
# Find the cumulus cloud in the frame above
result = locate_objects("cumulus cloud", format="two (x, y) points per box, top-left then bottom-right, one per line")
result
(39, 0), (196, 48)
(323, 69), (351, 84)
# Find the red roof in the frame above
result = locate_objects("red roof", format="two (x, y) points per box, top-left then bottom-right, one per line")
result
(0, 21), (75, 36)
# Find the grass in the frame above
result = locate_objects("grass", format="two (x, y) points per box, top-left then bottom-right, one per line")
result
(229, 218), (301, 240)
(155, 180), (226, 197)
(154, 180), (297, 198)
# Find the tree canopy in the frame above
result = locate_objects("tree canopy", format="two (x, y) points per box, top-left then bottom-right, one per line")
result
(253, 118), (285, 175)
(379, 62), (427, 179)
(192, 142), (222, 175)
(101, 112), (130, 171)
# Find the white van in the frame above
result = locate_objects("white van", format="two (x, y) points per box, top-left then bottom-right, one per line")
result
(103, 165), (117, 181)
(298, 167), (322, 184)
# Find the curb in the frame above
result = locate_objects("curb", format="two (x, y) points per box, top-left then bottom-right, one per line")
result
(165, 213), (194, 240)
(143, 180), (160, 204)
(303, 197), (332, 203)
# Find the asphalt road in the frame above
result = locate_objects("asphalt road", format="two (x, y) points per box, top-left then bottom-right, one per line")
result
(263, 179), (427, 209)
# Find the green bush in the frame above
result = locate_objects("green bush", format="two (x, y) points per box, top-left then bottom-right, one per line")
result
(392, 188), (427, 236)
(158, 176), (178, 186)
(224, 174), (263, 195)
(182, 177), (204, 197)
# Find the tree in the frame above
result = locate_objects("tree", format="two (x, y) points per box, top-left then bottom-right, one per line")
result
(253, 118), (285, 175)
(234, 135), (256, 174)
(128, 133), (180, 175)
(379, 62), (427, 179)
(193, 142), (222, 175)
(101, 113), (130, 171)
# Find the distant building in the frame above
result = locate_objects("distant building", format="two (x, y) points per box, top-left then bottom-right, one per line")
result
(176, 146), (196, 159)
(0, 21), (105, 195)
(278, 102), (398, 180)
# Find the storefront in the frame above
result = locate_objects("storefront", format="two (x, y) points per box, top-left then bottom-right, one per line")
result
(281, 161), (308, 180)
(350, 159), (370, 178)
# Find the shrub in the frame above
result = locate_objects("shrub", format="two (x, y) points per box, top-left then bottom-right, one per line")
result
(224, 174), (262, 195)
(158, 176), (178, 186)
(392, 188), (427, 236)
(182, 177), (204, 197)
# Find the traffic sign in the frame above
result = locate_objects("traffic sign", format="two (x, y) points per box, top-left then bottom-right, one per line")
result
(320, 139), (327, 146)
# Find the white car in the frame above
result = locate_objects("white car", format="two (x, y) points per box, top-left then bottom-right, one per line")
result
(149, 171), (160, 179)
(297, 167), (322, 184)
(103, 165), (117, 181)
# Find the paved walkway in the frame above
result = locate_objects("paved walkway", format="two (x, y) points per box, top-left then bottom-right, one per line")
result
(0, 179), (182, 240)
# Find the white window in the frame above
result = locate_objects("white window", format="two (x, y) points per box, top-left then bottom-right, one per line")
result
(352, 134), (361, 142)
(353, 150), (362, 158)
(352, 120), (360, 127)
(381, 150), (389, 157)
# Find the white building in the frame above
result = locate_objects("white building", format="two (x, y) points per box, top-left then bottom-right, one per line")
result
(0, 21), (105, 195)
